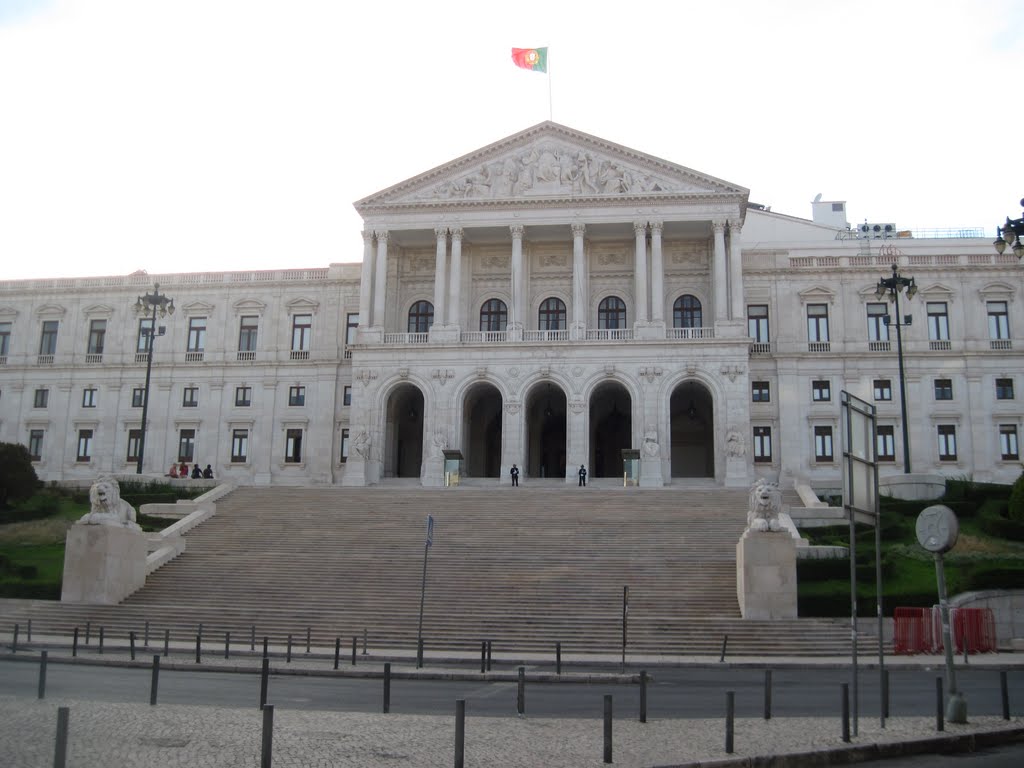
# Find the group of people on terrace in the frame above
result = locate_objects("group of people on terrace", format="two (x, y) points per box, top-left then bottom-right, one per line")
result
(167, 462), (214, 480)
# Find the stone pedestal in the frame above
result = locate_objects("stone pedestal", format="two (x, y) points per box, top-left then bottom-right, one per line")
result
(736, 529), (797, 619)
(639, 455), (663, 487)
(61, 524), (147, 605)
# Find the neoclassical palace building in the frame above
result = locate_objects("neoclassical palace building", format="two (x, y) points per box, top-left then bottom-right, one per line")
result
(1, 123), (1021, 488)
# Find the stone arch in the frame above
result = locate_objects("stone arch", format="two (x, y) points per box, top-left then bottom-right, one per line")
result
(669, 379), (715, 478)
(461, 381), (503, 477)
(383, 382), (425, 478)
(588, 380), (632, 478)
(523, 380), (568, 479)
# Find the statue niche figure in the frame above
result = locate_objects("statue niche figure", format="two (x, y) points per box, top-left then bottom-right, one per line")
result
(78, 476), (141, 532)
(746, 478), (783, 533)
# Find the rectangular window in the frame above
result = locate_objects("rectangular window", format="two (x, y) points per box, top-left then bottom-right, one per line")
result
(39, 320), (58, 355)
(814, 426), (834, 462)
(343, 385), (352, 406)
(346, 313), (359, 346)
(82, 388), (97, 408)
(873, 379), (892, 401)
(927, 302), (950, 341)
(811, 379), (831, 402)
(137, 318), (154, 353)
(238, 316), (259, 352)
(340, 428), (350, 463)
(0, 321), (11, 356)
(28, 429), (43, 460)
(187, 318), (207, 352)
(231, 429), (249, 463)
(934, 379), (953, 401)
(996, 378), (1015, 400)
(33, 388), (48, 408)
(131, 387), (145, 408)
(291, 314), (312, 351)
(867, 303), (889, 342)
(178, 429), (196, 462)
(937, 424), (957, 461)
(751, 381), (770, 402)
(235, 386), (252, 407)
(87, 319), (106, 355)
(285, 428), (303, 463)
(76, 429), (93, 462)
(752, 426), (772, 463)
(876, 425), (895, 461)
(988, 301), (1010, 340)
(747, 305), (769, 343)
(182, 387), (199, 407)
(1000, 425), (1019, 460)
(288, 385), (305, 406)
(807, 304), (829, 343)
(126, 429), (142, 462)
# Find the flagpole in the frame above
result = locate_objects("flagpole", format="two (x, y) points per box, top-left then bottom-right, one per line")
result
(547, 48), (553, 121)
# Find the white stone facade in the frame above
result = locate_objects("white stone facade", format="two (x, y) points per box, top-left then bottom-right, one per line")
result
(0, 122), (1021, 488)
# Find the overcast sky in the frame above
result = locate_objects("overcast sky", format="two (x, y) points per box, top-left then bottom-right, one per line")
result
(1, 0), (1021, 281)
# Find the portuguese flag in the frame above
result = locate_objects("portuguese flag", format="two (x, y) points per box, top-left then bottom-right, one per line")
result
(511, 47), (547, 73)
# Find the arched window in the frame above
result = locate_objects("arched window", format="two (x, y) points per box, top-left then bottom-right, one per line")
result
(598, 296), (627, 329)
(479, 298), (508, 332)
(673, 295), (702, 328)
(538, 297), (566, 331)
(407, 300), (434, 333)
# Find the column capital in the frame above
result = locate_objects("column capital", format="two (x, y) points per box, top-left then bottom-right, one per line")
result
(649, 220), (663, 235)
(633, 220), (648, 235)
(712, 219), (726, 234)
(450, 227), (464, 241)
(362, 230), (374, 244)
(510, 224), (524, 239)
(728, 219), (743, 233)
(571, 222), (586, 238)
(434, 226), (448, 240)
(375, 230), (389, 244)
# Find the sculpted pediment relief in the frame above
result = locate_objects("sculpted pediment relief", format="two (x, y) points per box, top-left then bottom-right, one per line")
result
(356, 122), (747, 209)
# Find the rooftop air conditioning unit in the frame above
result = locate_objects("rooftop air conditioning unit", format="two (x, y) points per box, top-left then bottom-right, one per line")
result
(859, 223), (897, 239)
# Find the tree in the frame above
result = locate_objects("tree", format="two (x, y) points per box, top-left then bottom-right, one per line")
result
(0, 442), (40, 509)
(1010, 468), (1024, 522)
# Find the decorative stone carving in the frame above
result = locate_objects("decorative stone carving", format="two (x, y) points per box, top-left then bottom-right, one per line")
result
(353, 430), (372, 460)
(726, 429), (746, 458)
(480, 253), (510, 270)
(571, 366), (584, 377)
(746, 478), (783, 533)
(78, 477), (141, 532)
(430, 429), (446, 458)
(604, 365), (615, 376)
(398, 368), (409, 379)
(432, 369), (454, 385)
(642, 426), (660, 457)
(569, 399), (585, 414)
(539, 252), (568, 268)
(475, 367), (488, 378)
(720, 364), (744, 383)
(638, 366), (662, 383)
(507, 367), (520, 378)
(505, 402), (521, 414)
(597, 252), (627, 266)
(356, 369), (378, 386)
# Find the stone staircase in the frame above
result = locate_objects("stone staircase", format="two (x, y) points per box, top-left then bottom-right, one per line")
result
(0, 486), (871, 657)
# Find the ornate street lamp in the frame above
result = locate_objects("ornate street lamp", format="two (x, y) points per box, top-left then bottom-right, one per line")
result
(134, 284), (175, 474)
(993, 198), (1024, 260)
(875, 264), (917, 473)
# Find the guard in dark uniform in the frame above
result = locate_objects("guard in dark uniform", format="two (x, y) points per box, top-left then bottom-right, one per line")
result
(510, 463), (519, 487)
(578, 464), (587, 487)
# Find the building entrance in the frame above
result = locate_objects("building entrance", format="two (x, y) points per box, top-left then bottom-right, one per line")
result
(670, 381), (714, 477)
(589, 382), (632, 478)
(463, 383), (502, 478)
(385, 384), (424, 478)
(526, 383), (566, 479)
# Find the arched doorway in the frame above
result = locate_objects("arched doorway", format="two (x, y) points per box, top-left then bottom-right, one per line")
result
(463, 383), (503, 477)
(525, 382), (566, 479)
(670, 381), (714, 477)
(589, 382), (632, 478)
(385, 384), (424, 478)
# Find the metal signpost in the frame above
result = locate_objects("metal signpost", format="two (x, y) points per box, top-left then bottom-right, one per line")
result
(416, 515), (434, 668)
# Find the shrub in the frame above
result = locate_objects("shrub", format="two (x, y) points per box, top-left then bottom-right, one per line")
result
(0, 442), (40, 509)
(1009, 470), (1024, 522)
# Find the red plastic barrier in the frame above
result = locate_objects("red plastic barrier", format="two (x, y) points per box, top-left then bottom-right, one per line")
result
(893, 607), (933, 654)
(931, 607), (997, 654)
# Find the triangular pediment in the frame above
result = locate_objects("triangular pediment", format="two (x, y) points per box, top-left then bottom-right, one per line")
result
(798, 286), (836, 304)
(355, 122), (747, 211)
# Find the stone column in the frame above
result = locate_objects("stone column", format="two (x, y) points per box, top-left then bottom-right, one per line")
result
(713, 220), (728, 323)
(447, 227), (463, 327)
(650, 220), (665, 325)
(358, 230), (375, 327)
(571, 223), (586, 337)
(372, 230), (389, 329)
(729, 220), (745, 321)
(432, 227), (448, 329)
(510, 224), (525, 339)
(633, 221), (648, 325)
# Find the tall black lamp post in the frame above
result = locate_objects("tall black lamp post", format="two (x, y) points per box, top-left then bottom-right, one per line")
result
(134, 284), (175, 474)
(993, 198), (1024, 259)
(875, 264), (917, 473)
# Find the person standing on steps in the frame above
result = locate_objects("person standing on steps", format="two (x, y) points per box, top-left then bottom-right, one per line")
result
(510, 463), (519, 487)
(578, 464), (587, 487)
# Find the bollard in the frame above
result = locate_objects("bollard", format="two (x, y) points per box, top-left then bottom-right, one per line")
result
(54, 706), (70, 768)
(144, 620), (150, 648)
(72, 627), (79, 657)
(163, 628), (170, 658)
(603, 694), (613, 764)
(259, 656), (270, 710)
(964, 643), (969, 665)
(486, 640), (492, 671)
(719, 634), (728, 662)
(764, 669), (772, 720)
(334, 637), (340, 670)
(99, 626), (104, 655)
(12, 623), (18, 653)
(882, 668), (890, 722)
(261, 704), (274, 768)
(225, 632), (230, 659)
(130, 631), (136, 661)
(351, 636), (357, 666)
(417, 637), (424, 669)
(306, 626), (311, 654)
(38, 651), (47, 700)
(286, 635), (292, 664)
(27, 618), (32, 642)
(251, 625), (256, 652)
(195, 633), (202, 664)
(1001, 670), (1010, 721)
(841, 683), (850, 742)
(556, 641), (562, 675)
(85, 621), (91, 645)
(198, 623), (203, 643)
(936, 677), (944, 732)
(362, 628), (368, 655)
(517, 666), (525, 716)
(383, 663), (391, 714)
(640, 670), (648, 723)
(455, 699), (466, 768)
(263, 636), (269, 659)
(480, 641), (486, 674)
(725, 691), (735, 754)
(150, 655), (160, 706)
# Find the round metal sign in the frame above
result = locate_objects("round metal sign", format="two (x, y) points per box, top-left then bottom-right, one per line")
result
(915, 504), (959, 554)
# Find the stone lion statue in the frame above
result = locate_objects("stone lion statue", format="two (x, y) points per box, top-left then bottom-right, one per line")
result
(747, 478), (783, 533)
(78, 476), (141, 531)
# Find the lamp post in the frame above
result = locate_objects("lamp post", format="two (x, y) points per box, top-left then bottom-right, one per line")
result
(875, 263), (917, 473)
(993, 198), (1024, 259)
(134, 284), (175, 474)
